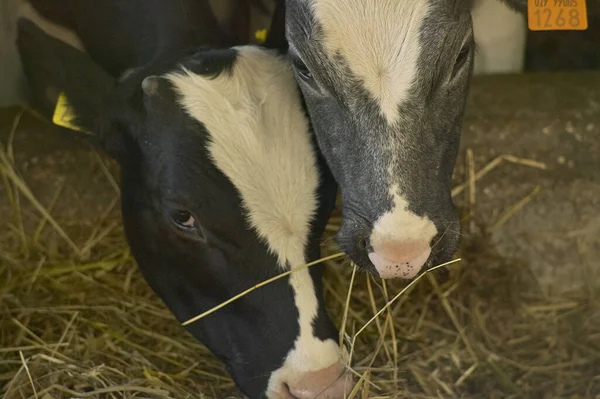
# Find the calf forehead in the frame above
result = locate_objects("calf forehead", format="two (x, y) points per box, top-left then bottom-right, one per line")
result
(310, 0), (430, 125)
(167, 47), (320, 268)
(302, 0), (471, 124)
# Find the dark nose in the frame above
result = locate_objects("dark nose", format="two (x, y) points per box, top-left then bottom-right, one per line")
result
(335, 211), (374, 271)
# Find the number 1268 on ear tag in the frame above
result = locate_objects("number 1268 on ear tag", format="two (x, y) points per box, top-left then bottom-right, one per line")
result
(528, 0), (588, 31)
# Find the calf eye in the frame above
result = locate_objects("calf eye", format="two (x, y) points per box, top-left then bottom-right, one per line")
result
(293, 58), (313, 81)
(170, 210), (205, 241)
(171, 210), (195, 228)
(453, 45), (470, 76)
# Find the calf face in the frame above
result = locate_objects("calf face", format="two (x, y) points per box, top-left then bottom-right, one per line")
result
(17, 20), (351, 399)
(284, 0), (525, 279)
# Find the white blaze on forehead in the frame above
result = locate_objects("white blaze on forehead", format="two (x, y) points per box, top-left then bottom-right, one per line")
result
(370, 184), (438, 251)
(311, 0), (430, 124)
(167, 47), (318, 269)
(167, 47), (341, 395)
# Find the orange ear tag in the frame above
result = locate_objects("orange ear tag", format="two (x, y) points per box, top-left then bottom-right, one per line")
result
(528, 0), (588, 31)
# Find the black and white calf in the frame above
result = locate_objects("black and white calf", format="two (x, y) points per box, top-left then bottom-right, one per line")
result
(15, 5), (352, 399)
(280, 0), (528, 279)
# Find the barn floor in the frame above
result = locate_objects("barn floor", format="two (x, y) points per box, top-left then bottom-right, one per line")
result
(1, 71), (599, 399)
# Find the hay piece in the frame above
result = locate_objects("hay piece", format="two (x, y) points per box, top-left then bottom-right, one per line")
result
(491, 185), (542, 230)
(339, 263), (357, 347)
(0, 141), (81, 255)
(451, 154), (547, 198)
(348, 259), (463, 364)
(18, 351), (39, 399)
(181, 252), (345, 326)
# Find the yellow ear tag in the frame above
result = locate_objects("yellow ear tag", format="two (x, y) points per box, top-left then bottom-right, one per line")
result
(255, 28), (268, 44)
(52, 92), (88, 133)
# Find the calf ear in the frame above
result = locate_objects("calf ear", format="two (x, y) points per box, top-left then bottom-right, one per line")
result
(498, 0), (527, 13)
(16, 18), (115, 134)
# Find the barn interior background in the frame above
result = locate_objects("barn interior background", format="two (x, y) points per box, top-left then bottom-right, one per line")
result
(1, 3), (599, 399)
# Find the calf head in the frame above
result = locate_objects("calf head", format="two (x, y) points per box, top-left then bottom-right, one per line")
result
(17, 19), (351, 399)
(283, 0), (526, 279)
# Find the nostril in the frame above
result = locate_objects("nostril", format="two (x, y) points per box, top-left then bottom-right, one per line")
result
(357, 237), (368, 250)
(336, 213), (374, 269)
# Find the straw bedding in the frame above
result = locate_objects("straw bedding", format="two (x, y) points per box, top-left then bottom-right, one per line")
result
(1, 110), (599, 399)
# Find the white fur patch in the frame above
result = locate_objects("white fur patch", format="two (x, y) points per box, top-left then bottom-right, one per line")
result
(311, 0), (430, 125)
(265, 269), (342, 396)
(167, 47), (318, 269)
(370, 184), (438, 252)
(167, 46), (340, 393)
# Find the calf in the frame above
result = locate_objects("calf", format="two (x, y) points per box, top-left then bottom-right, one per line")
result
(280, 0), (528, 279)
(472, 0), (527, 75)
(15, 6), (351, 399)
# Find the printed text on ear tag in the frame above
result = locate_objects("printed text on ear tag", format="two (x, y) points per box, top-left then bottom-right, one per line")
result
(52, 92), (88, 133)
(528, 0), (588, 30)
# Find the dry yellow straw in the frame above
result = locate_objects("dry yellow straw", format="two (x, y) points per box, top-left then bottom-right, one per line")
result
(181, 252), (345, 326)
(348, 257), (462, 362)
